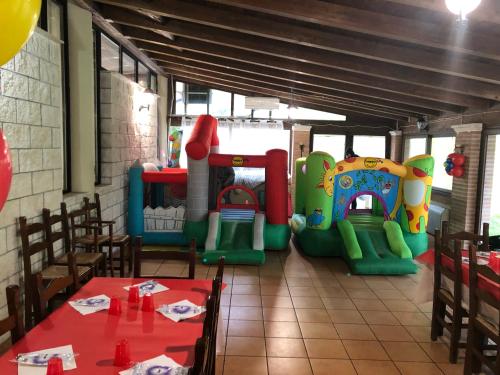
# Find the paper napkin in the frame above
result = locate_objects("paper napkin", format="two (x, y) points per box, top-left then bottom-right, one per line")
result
(119, 354), (188, 375)
(68, 294), (110, 315)
(156, 299), (206, 322)
(17, 345), (77, 375)
(124, 280), (169, 296)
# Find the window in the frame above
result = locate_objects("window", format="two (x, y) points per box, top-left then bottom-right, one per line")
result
(313, 134), (346, 162)
(404, 137), (427, 159)
(430, 136), (455, 190)
(289, 107), (345, 121)
(186, 84), (209, 115)
(209, 89), (231, 117)
(100, 34), (119, 72)
(481, 134), (500, 236)
(138, 62), (149, 88)
(175, 81), (186, 115)
(233, 94), (251, 117)
(352, 135), (386, 158)
(177, 120), (290, 168)
(121, 52), (135, 81)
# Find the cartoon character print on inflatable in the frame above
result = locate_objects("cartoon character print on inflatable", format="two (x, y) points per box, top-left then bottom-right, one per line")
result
(316, 160), (335, 197)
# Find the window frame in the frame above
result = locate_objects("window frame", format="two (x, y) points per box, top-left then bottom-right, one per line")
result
(476, 126), (500, 234)
(39, 0), (72, 192)
(428, 134), (456, 194)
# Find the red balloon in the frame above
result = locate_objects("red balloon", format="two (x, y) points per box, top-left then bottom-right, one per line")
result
(452, 166), (464, 177)
(0, 131), (13, 212)
(450, 153), (465, 166)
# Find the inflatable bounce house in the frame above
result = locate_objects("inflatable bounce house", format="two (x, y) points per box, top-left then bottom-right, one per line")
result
(292, 152), (434, 274)
(128, 115), (291, 265)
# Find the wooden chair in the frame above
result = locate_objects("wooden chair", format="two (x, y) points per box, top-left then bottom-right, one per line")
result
(133, 237), (196, 279)
(442, 221), (490, 252)
(68, 206), (114, 276)
(464, 244), (499, 375)
(84, 194), (133, 277)
(43, 203), (106, 277)
(430, 229), (468, 363)
(20, 217), (91, 330)
(215, 256), (225, 282)
(0, 285), (25, 345)
(32, 256), (78, 324)
(189, 336), (210, 375)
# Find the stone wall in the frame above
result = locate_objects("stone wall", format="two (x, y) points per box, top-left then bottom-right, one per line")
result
(0, 32), (159, 328)
(0, 30), (64, 320)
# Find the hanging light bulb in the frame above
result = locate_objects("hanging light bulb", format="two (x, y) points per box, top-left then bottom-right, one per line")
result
(445, 0), (482, 21)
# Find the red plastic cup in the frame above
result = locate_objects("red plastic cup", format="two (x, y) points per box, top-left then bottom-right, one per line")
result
(46, 357), (63, 375)
(113, 339), (131, 366)
(141, 293), (154, 312)
(128, 286), (140, 303)
(109, 297), (122, 315)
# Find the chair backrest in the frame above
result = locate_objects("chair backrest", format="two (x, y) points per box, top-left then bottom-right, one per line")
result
(42, 203), (71, 258)
(33, 254), (77, 324)
(468, 244), (500, 319)
(19, 216), (54, 329)
(0, 285), (25, 344)
(189, 336), (209, 375)
(202, 295), (217, 375)
(68, 208), (91, 240)
(434, 228), (463, 300)
(83, 193), (103, 227)
(133, 237), (197, 279)
(442, 221), (489, 252)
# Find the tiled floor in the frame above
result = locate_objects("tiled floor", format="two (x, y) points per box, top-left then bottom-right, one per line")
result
(147, 241), (471, 375)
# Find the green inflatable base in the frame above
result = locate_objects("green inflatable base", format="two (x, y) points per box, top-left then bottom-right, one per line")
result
(202, 249), (266, 265)
(403, 232), (429, 257)
(265, 224), (292, 250)
(295, 224), (420, 275)
(183, 220), (208, 249)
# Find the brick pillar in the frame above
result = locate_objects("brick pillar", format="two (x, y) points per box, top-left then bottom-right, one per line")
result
(449, 123), (483, 233)
(389, 130), (403, 162)
(291, 125), (311, 208)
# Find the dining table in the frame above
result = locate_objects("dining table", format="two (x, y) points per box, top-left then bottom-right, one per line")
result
(0, 277), (221, 374)
(414, 249), (499, 325)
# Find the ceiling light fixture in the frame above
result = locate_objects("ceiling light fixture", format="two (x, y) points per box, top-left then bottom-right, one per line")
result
(445, 0), (482, 21)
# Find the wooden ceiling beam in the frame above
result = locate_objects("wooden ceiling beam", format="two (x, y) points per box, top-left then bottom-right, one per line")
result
(161, 63), (412, 119)
(154, 55), (439, 117)
(170, 72), (399, 127)
(204, 0), (500, 60)
(143, 46), (461, 114)
(385, 0), (500, 25)
(95, 1), (500, 84)
(97, 4), (500, 101)
(164, 66), (408, 121)
(123, 28), (490, 110)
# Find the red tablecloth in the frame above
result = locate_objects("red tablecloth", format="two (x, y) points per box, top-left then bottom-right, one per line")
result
(0, 278), (214, 374)
(416, 249), (500, 301)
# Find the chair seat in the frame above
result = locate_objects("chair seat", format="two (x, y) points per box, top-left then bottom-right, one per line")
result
(74, 234), (110, 246)
(438, 288), (454, 306)
(55, 252), (104, 266)
(41, 265), (91, 280)
(475, 315), (500, 338)
(106, 234), (130, 245)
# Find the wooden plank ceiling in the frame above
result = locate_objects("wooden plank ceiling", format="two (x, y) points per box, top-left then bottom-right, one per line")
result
(89, 0), (500, 127)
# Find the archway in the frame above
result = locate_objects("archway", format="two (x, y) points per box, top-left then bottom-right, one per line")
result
(343, 191), (389, 220)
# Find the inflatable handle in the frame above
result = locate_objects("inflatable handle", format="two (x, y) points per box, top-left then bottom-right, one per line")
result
(337, 220), (362, 260)
(383, 221), (413, 259)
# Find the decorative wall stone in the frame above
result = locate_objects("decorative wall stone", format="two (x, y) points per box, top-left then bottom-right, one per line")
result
(0, 30), (64, 320)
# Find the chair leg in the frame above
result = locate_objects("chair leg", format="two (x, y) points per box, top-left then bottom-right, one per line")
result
(449, 310), (462, 363)
(127, 240), (133, 274)
(108, 246), (115, 277)
(431, 298), (445, 340)
(119, 244), (125, 278)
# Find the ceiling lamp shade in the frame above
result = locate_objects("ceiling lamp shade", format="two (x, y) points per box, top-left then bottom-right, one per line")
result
(445, 0), (482, 21)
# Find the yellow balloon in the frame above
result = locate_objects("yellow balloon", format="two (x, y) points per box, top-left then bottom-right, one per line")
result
(0, 0), (42, 67)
